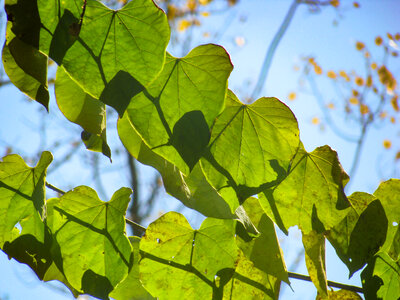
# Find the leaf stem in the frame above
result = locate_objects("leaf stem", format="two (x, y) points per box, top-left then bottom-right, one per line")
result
(288, 271), (364, 293)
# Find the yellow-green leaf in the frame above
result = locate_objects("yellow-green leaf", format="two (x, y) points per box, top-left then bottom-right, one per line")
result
(202, 90), (299, 202)
(259, 144), (350, 234)
(139, 212), (237, 299)
(302, 230), (328, 299)
(50, 186), (132, 297)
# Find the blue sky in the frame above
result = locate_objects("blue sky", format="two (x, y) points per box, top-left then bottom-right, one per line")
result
(0, 0), (399, 299)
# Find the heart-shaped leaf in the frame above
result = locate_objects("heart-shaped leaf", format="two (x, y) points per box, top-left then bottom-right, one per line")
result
(259, 145), (350, 234)
(202, 90), (299, 202)
(50, 186), (132, 296)
(126, 44), (233, 174)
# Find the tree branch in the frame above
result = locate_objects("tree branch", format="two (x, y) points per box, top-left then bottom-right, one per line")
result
(288, 271), (363, 293)
(251, 0), (299, 99)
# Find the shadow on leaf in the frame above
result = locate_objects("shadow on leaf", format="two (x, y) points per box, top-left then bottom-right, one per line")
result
(171, 110), (210, 171)
(81, 269), (113, 300)
(3, 234), (52, 280)
(100, 70), (144, 117)
(48, 9), (79, 65)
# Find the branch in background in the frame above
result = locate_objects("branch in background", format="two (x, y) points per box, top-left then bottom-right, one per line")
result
(142, 174), (162, 220)
(91, 152), (109, 200)
(251, 0), (299, 99)
(0, 79), (11, 87)
(47, 141), (81, 174)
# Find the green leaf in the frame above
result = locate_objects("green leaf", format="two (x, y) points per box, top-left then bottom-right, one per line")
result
(202, 90), (299, 202)
(2, 214), (51, 280)
(259, 144), (350, 234)
(2, 23), (49, 109)
(374, 179), (400, 261)
(42, 262), (80, 298)
(110, 236), (154, 300)
(55, 66), (111, 159)
(0, 151), (52, 246)
(81, 131), (112, 160)
(327, 192), (388, 276)
(127, 44), (233, 173)
(37, 0), (82, 60)
(5, 0), (42, 48)
(236, 197), (288, 283)
(50, 186), (132, 298)
(55, 66), (105, 136)
(302, 230), (328, 299)
(118, 115), (239, 219)
(325, 289), (362, 299)
(361, 252), (400, 300)
(43, 0), (169, 108)
(139, 212), (237, 299)
(222, 250), (280, 299)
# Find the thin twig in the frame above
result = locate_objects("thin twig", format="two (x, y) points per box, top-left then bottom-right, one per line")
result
(288, 271), (364, 293)
(142, 174), (162, 220)
(45, 182), (66, 195)
(251, 0), (299, 99)
(125, 218), (147, 235)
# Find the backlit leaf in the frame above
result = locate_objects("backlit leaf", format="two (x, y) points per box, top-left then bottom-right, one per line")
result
(202, 90), (299, 202)
(361, 252), (400, 300)
(302, 230), (328, 299)
(139, 212), (237, 299)
(236, 197), (288, 283)
(324, 289), (362, 299)
(0, 151), (52, 246)
(126, 44), (233, 173)
(373, 179), (400, 261)
(222, 250), (280, 299)
(38, 0), (169, 116)
(60, 0), (169, 101)
(55, 66), (111, 159)
(42, 262), (80, 298)
(118, 114), (239, 219)
(110, 237), (154, 300)
(259, 145), (350, 234)
(2, 23), (49, 109)
(50, 186), (132, 297)
(327, 192), (388, 276)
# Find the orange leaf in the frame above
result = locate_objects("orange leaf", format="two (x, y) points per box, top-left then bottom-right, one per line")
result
(383, 140), (392, 149)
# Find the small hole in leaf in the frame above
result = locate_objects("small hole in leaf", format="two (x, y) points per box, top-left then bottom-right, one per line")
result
(157, 238), (161, 243)
(15, 222), (22, 234)
(393, 222), (398, 226)
(349, 258), (352, 262)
